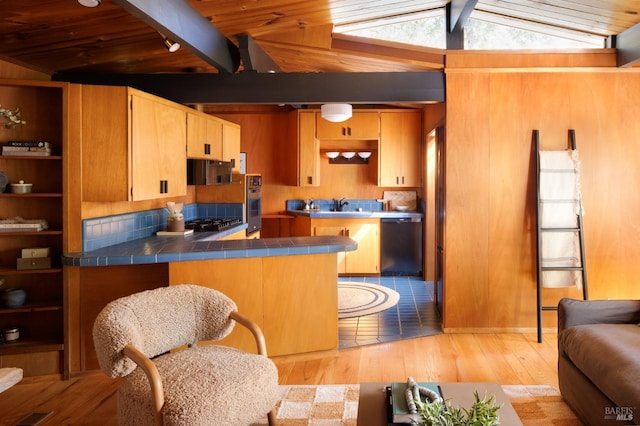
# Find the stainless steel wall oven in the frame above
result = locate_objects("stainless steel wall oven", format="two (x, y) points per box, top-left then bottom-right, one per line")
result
(246, 175), (262, 236)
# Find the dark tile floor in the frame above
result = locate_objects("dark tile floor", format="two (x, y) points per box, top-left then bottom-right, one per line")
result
(338, 276), (442, 349)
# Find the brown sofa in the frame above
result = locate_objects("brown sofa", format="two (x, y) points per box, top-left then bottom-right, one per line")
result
(557, 298), (640, 426)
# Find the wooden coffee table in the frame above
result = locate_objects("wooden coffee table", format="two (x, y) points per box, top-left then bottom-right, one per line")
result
(357, 382), (522, 426)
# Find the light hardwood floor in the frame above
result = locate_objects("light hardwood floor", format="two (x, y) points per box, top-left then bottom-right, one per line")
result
(0, 332), (559, 425)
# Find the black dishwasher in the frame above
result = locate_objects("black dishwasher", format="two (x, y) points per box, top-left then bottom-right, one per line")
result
(381, 217), (423, 276)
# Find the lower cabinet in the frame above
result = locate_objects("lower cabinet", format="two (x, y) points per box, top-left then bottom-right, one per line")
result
(169, 254), (338, 357)
(312, 218), (380, 274)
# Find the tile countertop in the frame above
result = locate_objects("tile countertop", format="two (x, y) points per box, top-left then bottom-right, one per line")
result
(62, 224), (357, 267)
(286, 209), (424, 219)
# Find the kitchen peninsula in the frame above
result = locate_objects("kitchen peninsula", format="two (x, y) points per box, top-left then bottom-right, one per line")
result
(62, 233), (356, 374)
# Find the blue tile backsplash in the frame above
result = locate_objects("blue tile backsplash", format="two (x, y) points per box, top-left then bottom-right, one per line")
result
(82, 203), (243, 252)
(286, 199), (384, 212)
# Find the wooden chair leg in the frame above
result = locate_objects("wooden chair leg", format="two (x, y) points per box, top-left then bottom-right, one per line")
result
(267, 407), (277, 425)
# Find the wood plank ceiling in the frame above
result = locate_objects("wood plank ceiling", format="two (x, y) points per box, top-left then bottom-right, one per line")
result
(1, 0), (639, 77)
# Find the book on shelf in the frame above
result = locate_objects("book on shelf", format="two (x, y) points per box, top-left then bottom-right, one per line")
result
(386, 382), (442, 424)
(2, 149), (53, 156)
(5, 140), (53, 148)
(2, 146), (52, 152)
(0, 223), (43, 232)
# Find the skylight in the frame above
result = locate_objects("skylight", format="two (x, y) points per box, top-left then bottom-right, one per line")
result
(335, 8), (605, 50)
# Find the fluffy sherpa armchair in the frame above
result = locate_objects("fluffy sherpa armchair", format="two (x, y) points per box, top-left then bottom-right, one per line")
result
(92, 284), (279, 426)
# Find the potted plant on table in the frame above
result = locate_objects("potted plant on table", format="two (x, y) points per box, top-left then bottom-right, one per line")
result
(402, 377), (502, 426)
(414, 390), (502, 426)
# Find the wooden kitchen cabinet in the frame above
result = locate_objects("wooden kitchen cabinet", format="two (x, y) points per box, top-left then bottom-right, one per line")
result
(186, 111), (223, 160)
(187, 112), (241, 173)
(312, 218), (380, 274)
(287, 110), (319, 187)
(316, 111), (379, 139)
(81, 85), (187, 201)
(0, 80), (66, 376)
(168, 253), (338, 357)
(222, 121), (241, 173)
(379, 111), (422, 187)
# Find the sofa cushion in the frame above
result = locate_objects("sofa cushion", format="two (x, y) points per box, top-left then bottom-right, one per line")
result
(558, 323), (640, 408)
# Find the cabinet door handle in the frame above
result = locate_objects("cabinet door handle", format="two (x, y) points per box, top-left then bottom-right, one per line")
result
(402, 176), (405, 184)
(346, 228), (350, 237)
(308, 176), (313, 185)
(348, 127), (352, 136)
(160, 180), (168, 194)
(342, 127), (347, 136)
(396, 176), (399, 184)
(204, 143), (211, 155)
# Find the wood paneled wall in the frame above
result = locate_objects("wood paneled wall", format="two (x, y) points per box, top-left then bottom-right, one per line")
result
(212, 107), (444, 214)
(444, 66), (640, 332)
(0, 59), (50, 81)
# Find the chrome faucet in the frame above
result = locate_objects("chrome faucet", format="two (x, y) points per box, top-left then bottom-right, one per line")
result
(337, 198), (349, 211)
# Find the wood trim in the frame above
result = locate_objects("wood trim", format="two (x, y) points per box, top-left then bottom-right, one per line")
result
(331, 33), (445, 69)
(445, 49), (617, 68)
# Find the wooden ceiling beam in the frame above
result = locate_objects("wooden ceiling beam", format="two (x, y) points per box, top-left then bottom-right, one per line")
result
(53, 71), (445, 104)
(331, 34), (445, 69)
(112, 0), (241, 73)
(612, 21), (640, 67)
(237, 34), (282, 73)
(447, 0), (479, 50)
(449, 0), (478, 33)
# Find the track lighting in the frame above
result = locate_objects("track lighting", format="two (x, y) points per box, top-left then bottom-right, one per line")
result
(163, 36), (180, 53)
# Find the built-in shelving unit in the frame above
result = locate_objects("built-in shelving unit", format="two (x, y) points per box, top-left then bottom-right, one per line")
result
(0, 79), (66, 376)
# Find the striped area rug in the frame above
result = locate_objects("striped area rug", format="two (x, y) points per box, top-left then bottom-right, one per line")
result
(251, 384), (582, 425)
(338, 282), (400, 319)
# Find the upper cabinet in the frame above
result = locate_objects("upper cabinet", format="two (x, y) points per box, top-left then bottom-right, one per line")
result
(316, 112), (379, 139)
(379, 111), (422, 187)
(287, 110), (319, 187)
(222, 121), (241, 173)
(187, 112), (223, 160)
(187, 111), (241, 173)
(81, 85), (187, 201)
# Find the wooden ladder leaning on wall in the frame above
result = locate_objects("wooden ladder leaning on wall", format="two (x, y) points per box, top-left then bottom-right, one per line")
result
(534, 129), (589, 343)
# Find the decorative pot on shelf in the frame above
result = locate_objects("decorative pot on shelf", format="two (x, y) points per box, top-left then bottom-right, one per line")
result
(2, 288), (27, 308)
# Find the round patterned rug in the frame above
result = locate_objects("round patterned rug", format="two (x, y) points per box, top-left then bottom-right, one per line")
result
(337, 282), (400, 319)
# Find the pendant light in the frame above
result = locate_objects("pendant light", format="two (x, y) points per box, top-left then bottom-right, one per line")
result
(321, 104), (352, 123)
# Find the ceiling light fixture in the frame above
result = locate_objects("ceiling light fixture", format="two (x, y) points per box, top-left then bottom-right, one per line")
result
(321, 104), (352, 123)
(77, 0), (101, 7)
(162, 35), (181, 53)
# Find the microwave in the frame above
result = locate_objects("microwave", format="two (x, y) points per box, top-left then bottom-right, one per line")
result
(188, 159), (234, 185)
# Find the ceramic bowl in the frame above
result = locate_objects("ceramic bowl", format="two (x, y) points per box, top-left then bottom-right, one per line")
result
(2, 288), (27, 308)
(10, 180), (32, 194)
